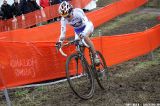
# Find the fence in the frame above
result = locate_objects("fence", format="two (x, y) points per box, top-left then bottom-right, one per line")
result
(0, 0), (149, 91)
(0, 0), (91, 32)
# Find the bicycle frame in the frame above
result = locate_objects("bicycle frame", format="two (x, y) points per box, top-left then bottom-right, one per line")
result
(75, 44), (96, 77)
(56, 39), (95, 67)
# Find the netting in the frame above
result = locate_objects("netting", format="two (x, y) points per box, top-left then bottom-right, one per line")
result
(0, 0), (153, 90)
(0, 0), (91, 32)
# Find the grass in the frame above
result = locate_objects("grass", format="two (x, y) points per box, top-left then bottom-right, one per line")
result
(97, 0), (118, 7)
(144, 0), (160, 8)
(14, 90), (29, 97)
(93, 10), (158, 36)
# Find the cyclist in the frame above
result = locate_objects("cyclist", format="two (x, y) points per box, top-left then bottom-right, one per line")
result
(56, 1), (100, 64)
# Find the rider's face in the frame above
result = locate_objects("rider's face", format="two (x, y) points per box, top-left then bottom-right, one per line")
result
(64, 13), (73, 19)
(65, 15), (71, 19)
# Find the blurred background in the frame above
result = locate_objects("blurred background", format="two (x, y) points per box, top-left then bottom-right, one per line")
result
(0, 0), (40, 5)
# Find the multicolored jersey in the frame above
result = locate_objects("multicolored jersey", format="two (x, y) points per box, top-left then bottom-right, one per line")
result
(59, 8), (93, 41)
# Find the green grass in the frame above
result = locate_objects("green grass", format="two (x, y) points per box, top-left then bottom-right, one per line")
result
(15, 90), (29, 97)
(144, 0), (160, 8)
(97, 0), (117, 7)
(93, 11), (158, 36)
(135, 59), (159, 70)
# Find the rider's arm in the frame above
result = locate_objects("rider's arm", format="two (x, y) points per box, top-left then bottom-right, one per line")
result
(59, 17), (67, 42)
(76, 8), (93, 36)
(76, 8), (89, 25)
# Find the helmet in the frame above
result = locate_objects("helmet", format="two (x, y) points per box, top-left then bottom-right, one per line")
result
(59, 1), (73, 17)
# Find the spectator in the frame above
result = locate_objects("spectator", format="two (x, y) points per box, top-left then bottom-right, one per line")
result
(50, 0), (62, 5)
(0, 9), (3, 20)
(27, 0), (41, 12)
(40, 0), (49, 8)
(20, 0), (30, 14)
(1, 0), (13, 20)
(49, 0), (63, 22)
(0, 9), (3, 32)
(63, 0), (71, 2)
(27, 0), (41, 27)
(12, 0), (22, 17)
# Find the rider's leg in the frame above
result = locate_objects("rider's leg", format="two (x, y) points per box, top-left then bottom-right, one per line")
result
(81, 22), (96, 55)
(83, 33), (100, 64)
(75, 31), (96, 56)
(77, 21), (100, 64)
(83, 33), (96, 55)
(75, 32), (85, 53)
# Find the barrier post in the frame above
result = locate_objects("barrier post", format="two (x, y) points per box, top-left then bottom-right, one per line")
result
(98, 29), (102, 36)
(150, 51), (154, 60)
(3, 89), (12, 106)
(98, 29), (103, 55)
(12, 20), (18, 30)
(37, 15), (43, 26)
(0, 67), (12, 106)
(146, 27), (155, 61)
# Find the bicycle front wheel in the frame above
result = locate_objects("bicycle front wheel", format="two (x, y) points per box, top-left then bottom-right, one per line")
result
(66, 53), (95, 99)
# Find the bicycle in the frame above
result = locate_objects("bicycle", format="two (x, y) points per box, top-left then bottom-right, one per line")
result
(55, 38), (108, 99)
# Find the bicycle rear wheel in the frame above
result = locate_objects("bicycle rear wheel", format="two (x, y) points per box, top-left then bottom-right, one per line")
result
(94, 51), (109, 90)
(66, 53), (95, 99)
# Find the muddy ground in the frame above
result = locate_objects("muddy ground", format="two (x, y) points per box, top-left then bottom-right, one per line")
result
(0, 1), (160, 106)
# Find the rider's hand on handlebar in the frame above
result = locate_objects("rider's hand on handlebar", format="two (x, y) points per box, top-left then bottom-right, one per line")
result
(55, 42), (62, 49)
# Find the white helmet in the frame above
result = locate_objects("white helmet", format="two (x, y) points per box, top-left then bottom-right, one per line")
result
(58, 1), (73, 17)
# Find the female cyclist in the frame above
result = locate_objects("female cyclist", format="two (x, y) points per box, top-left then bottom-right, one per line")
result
(56, 1), (100, 64)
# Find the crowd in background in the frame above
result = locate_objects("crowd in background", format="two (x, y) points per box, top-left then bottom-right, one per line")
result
(0, 0), (70, 20)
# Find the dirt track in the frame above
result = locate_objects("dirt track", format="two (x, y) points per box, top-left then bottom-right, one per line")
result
(34, 49), (160, 106)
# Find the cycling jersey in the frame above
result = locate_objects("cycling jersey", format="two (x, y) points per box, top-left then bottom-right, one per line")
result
(59, 8), (94, 41)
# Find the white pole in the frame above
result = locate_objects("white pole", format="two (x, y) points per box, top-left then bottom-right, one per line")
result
(3, 89), (12, 106)
(98, 29), (102, 36)
(0, 67), (12, 106)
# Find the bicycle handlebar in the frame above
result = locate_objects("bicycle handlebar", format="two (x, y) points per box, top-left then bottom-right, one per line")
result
(55, 40), (76, 57)
(59, 48), (67, 57)
(55, 39), (89, 57)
